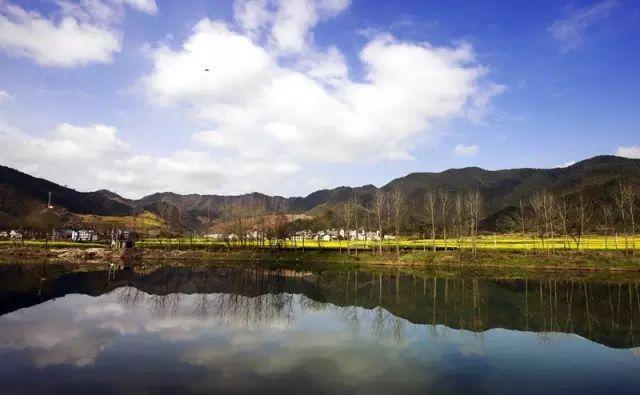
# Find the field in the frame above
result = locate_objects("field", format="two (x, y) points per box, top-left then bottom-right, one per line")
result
(2, 233), (637, 252)
(79, 212), (167, 234)
(136, 234), (640, 252)
(2, 234), (639, 270)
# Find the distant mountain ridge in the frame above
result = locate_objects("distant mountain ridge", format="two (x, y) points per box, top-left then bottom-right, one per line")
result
(1, 155), (639, 230)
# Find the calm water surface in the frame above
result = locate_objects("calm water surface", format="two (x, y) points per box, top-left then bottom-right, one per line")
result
(1, 262), (640, 394)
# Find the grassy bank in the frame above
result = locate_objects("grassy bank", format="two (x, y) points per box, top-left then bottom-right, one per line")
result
(0, 240), (105, 248)
(2, 242), (639, 271)
(137, 248), (640, 270)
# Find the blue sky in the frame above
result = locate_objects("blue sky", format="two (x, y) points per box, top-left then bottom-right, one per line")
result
(0, 0), (638, 198)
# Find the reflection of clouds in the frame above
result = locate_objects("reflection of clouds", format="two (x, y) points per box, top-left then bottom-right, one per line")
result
(0, 296), (137, 368)
(0, 289), (418, 373)
(84, 302), (126, 317)
(0, 290), (319, 369)
(1, 286), (634, 395)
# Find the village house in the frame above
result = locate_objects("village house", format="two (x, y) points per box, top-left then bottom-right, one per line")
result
(9, 230), (22, 239)
(203, 233), (223, 240)
(110, 229), (137, 249)
(72, 229), (98, 242)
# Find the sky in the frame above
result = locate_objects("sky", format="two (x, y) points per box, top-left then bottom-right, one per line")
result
(0, 0), (638, 199)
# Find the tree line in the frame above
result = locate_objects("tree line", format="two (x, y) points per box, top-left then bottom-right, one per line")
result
(177, 180), (637, 256)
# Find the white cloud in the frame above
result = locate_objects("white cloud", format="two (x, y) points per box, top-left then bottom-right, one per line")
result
(0, 120), (300, 197)
(234, 0), (351, 52)
(555, 160), (577, 168)
(234, 0), (272, 35)
(616, 145), (640, 159)
(0, 121), (130, 182)
(0, 0), (502, 197)
(271, 0), (350, 53)
(121, 0), (158, 15)
(453, 144), (478, 156)
(548, 0), (618, 52)
(0, 0), (157, 67)
(0, 121), (219, 196)
(142, 8), (501, 175)
(0, 90), (10, 102)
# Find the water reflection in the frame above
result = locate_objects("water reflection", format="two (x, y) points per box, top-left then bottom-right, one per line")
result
(0, 262), (640, 394)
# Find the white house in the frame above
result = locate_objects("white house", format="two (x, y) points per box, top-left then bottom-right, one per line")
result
(72, 230), (98, 242)
(9, 230), (22, 239)
(245, 230), (259, 240)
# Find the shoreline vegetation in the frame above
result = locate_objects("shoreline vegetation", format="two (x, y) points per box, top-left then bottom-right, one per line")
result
(1, 235), (639, 271)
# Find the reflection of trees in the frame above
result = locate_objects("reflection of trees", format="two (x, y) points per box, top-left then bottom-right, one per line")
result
(99, 264), (640, 348)
(116, 286), (143, 306)
(201, 293), (296, 329)
(340, 306), (361, 336)
(370, 306), (405, 344)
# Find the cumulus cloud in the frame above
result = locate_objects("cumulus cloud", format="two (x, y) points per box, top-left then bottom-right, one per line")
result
(0, 120), (300, 197)
(548, 0), (618, 52)
(234, 0), (350, 52)
(0, 121), (132, 189)
(0, 90), (10, 102)
(0, 0), (157, 67)
(616, 145), (640, 159)
(1, 0), (502, 197)
(143, 5), (501, 174)
(453, 144), (478, 156)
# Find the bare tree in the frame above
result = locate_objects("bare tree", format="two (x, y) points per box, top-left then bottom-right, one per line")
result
(541, 191), (555, 254)
(516, 198), (527, 255)
(373, 190), (386, 255)
(628, 185), (636, 255)
(530, 193), (544, 252)
(556, 196), (569, 250)
(353, 190), (359, 255)
(600, 202), (612, 250)
(341, 201), (352, 254)
(466, 189), (482, 257)
(571, 190), (591, 251)
(438, 188), (450, 251)
(455, 192), (465, 258)
(614, 182), (631, 253)
(390, 187), (405, 260)
(426, 189), (437, 252)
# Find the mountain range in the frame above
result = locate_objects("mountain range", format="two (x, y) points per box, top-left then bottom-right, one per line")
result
(1, 155), (639, 232)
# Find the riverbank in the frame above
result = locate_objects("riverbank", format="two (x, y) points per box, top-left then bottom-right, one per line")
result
(1, 244), (640, 271)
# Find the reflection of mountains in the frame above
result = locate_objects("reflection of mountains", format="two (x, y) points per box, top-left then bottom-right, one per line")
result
(2, 263), (639, 349)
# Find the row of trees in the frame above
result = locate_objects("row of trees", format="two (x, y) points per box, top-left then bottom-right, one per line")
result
(182, 180), (638, 256)
(516, 182), (637, 253)
(185, 186), (486, 258)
